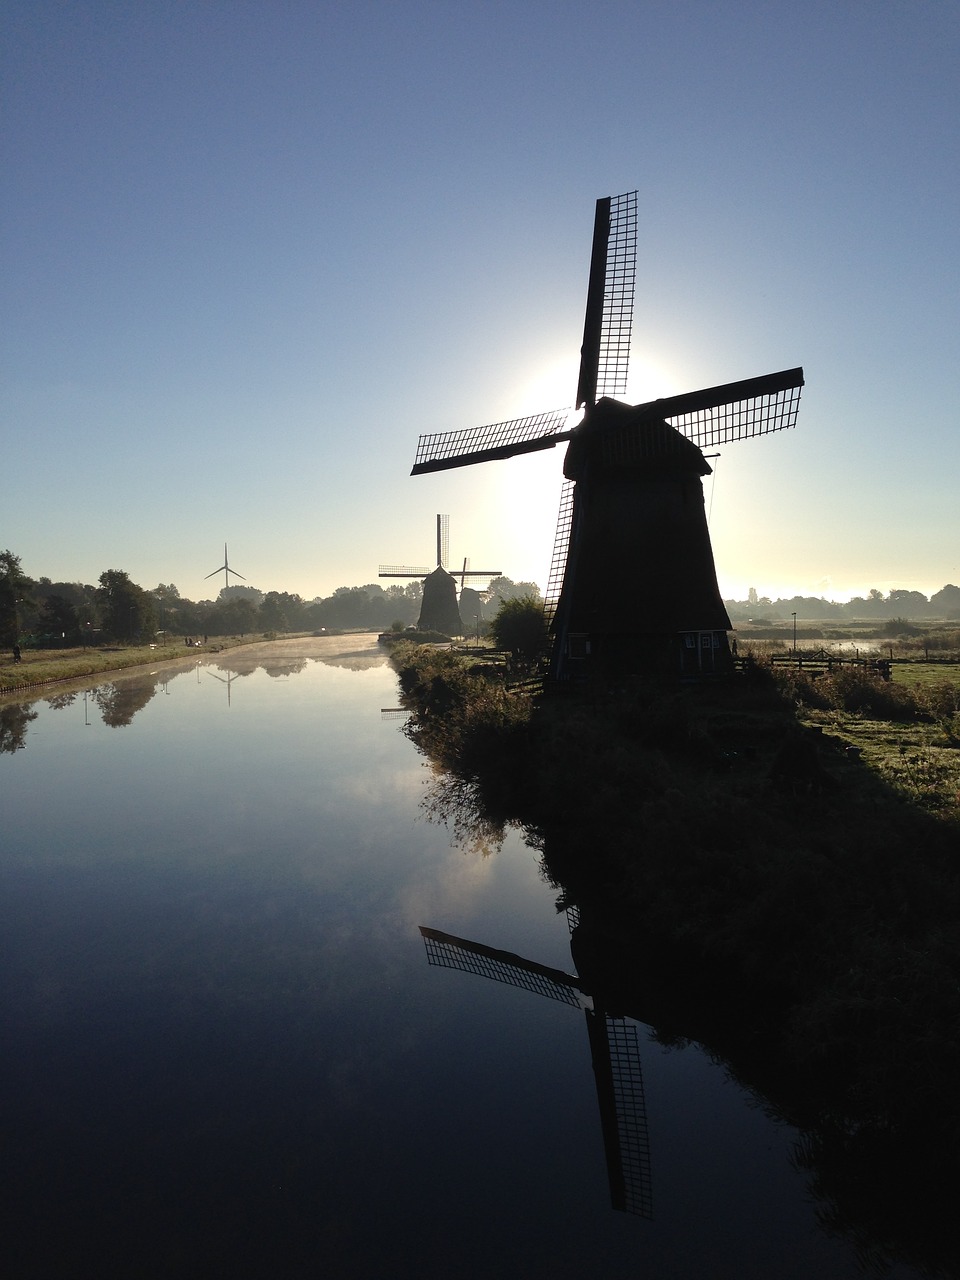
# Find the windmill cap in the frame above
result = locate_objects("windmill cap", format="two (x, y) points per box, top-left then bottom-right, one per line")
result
(565, 397), (711, 480)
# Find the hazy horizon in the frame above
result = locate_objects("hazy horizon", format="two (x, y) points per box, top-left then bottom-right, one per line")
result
(13, 550), (958, 611)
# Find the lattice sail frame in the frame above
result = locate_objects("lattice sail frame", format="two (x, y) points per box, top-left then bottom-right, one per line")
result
(595, 190), (637, 402)
(663, 376), (802, 449)
(543, 479), (576, 630)
(412, 409), (572, 475)
(419, 927), (587, 1008)
(597, 1014), (653, 1218)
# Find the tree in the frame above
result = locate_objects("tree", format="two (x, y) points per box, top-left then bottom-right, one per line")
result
(97, 570), (156, 642)
(486, 576), (543, 607)
(490, 595), (547, 660)
(930, 584), (960, 618)
(259, 591), (289, 633)
(36, 595), (80, 645)
(209, 596), (259, 636)
(0, 550), (34, 646)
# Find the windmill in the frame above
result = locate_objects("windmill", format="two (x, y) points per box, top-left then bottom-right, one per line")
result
(204, 543), (246, 593)
(419, 922), (653, 1218)
(410, 192), (804, 678)
(379, 514), (501, 635)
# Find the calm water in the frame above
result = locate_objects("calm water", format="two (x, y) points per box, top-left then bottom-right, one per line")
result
(0, 637), (919, 1279)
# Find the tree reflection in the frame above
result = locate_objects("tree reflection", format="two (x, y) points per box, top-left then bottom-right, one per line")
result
(0, 703), (38, 753)
(92, 678), (161, 727)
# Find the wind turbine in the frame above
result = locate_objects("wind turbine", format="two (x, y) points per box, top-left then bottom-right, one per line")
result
(205, 543), (247, 591)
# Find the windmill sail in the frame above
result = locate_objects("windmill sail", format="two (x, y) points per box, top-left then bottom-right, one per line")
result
(380, 517), (500, 582)
(419, 927), (586, 1007)
(377, 564), (435, 577)
(419, 925), (653, 1218)
(577, 190), (638, 409)
(653, 367), (804, 449)
(543, 480), (576, 631)
(586, 1011), (653, 1217)
(411, 409), (573, 476)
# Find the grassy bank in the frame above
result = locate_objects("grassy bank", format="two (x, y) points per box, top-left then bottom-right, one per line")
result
(0, 636), (258, 694)
(390, 643), (960, 1274)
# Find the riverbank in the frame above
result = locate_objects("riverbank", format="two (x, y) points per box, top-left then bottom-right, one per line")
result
(390, 642), (960, 1276)
(0, 636), (265, 695)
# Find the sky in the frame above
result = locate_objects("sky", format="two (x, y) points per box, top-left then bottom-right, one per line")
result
(3, 1), (958, 605)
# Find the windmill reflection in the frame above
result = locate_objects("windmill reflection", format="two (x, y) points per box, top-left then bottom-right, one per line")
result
(419, 923), (653, 1218)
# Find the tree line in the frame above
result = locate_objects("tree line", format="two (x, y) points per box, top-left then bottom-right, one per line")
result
(726, 584), (960, 622)
(0, 549), (541, 646)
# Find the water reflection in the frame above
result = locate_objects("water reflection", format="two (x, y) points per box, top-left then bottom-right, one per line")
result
(0, 636), (394, 744)
(416, 733), (948, 1278)
(420, 921), (653, 1218)
(0, 701), (37, 752)
(0, 636), (937, 1278)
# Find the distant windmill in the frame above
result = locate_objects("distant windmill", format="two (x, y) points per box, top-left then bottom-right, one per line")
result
(379, 515), (501, 635)
(419, 923), (653, 1218)
(409, 192), (803, 679)
(205, 543), (246, 592)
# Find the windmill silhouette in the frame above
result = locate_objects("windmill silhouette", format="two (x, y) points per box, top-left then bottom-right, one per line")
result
(205, 543), (247, 592)
(379, 514), (501, 635)
(410, 192), (803, 678)
(419, 923), (653, 1217)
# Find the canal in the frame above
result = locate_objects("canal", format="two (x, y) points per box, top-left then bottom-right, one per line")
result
(0, 636), (923, 1278)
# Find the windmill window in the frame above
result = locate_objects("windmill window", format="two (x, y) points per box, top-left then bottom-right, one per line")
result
(568, 634), (591, 659)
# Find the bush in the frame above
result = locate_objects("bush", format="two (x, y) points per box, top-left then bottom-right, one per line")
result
(490, 596), (546, 660)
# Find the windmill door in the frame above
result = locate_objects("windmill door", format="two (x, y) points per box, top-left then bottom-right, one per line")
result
(681, 631), (723, 674)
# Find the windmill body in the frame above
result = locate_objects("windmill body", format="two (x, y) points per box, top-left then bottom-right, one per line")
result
(410, 192), (803, 679)
(554, 399), (732, 677)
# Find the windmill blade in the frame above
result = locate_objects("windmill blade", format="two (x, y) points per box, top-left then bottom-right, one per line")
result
(379, 565), (434, 577)
(419, 926), (588, 1008)
(646, 367), (804, 449)
(586, 1011), (653, 1218)
(437, 514), (450, 569)
(577, 191), (638, 409)
(411, 409), (573, 475)
(543, 479), (576, 631)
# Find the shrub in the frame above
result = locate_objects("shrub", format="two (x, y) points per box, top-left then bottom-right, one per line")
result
(490, 596), (546, 660)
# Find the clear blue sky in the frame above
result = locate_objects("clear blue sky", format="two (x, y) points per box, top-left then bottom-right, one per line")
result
(3, 1), (958, 604)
